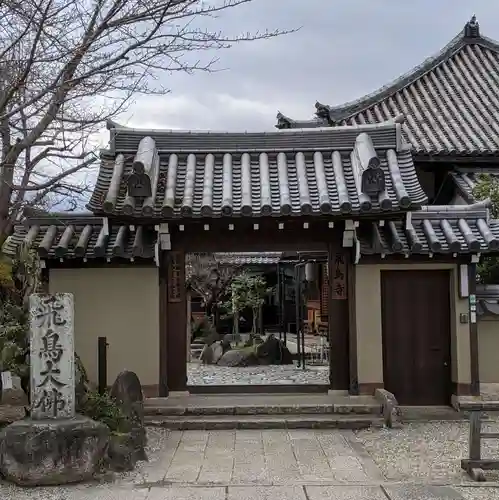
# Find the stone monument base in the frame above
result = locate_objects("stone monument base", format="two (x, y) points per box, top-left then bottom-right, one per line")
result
(0, 415), (109, 486)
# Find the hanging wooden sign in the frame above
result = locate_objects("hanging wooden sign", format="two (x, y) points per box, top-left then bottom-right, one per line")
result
(320, 263), (329, 317)
(331, 253), (347, 300)
(168, 252), (182, 303)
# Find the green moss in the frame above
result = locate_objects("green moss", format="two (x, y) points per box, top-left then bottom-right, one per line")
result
(78, 390), (130, 433)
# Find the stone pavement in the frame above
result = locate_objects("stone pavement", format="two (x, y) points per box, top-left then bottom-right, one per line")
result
(2, 425), (499, 499)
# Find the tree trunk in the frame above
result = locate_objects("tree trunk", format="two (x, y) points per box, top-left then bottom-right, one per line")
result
(252, 307), (258, 335)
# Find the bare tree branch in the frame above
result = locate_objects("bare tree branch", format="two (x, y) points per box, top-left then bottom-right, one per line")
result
(0, 0), (295, 245)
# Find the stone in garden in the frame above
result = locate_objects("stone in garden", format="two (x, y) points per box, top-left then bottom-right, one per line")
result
(200, 344), (214, 364)
(211, 342), (224, 363)
(107, 432), (137, 472)
(0, 415), (109, 486)
(110, 370), (147, 465)
(220, 337), (232, 353)
(256, 334), (293, 365)
(217, 349), (259, 367)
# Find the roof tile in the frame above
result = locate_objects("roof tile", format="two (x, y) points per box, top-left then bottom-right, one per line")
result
(276, 18), (499, 157)
(87, 123), (427, 218)
(358, 203), (499, 255)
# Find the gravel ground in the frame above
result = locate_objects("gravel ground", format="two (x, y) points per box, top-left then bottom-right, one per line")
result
(355, 419), (499, 484)
(187, 363), (329, 385)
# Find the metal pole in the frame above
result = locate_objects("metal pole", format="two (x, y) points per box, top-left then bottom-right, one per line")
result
(98, 336), (108, 395)
(300, 261), (308, 370)
(282, 265), (287, 346)
(294, 264), (301, 367)
(277, 262), (282, 341)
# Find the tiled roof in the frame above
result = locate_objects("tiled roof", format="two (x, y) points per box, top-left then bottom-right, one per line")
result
(276, 17), (499, 157)
(5, 205), (499, 261)
(450, 169), (499, 204)
(86, 121), (427, 219)
(2, 215), (156, 261)
(214, 252), (282, 265)
(358, 202), (499, 255)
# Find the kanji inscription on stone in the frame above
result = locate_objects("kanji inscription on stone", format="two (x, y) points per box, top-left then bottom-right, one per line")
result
(29, 293), (75, 419)
(331, 253), (347, 300)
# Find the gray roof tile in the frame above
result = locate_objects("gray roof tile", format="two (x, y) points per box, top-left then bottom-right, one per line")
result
(87, 122), (427, 218)
(358, 202), (499, 255)
(5, 204), (499, 261)
(2, 216), (156, 261)
(276, 17), (499, 157)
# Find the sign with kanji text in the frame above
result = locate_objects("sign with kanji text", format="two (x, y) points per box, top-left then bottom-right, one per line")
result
(331, 253), (347, 300)
(29, 293), (75, 419)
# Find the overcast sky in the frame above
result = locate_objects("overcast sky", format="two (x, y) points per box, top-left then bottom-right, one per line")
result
(117, 1), (499, 133)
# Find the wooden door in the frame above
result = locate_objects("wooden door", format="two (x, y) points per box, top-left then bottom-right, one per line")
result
(381, 270), (451, 405)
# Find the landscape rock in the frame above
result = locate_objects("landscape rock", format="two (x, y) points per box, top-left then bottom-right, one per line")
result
(110, 370), (147, 463)
(375, 388), (402, 429)
(211, 342), (224, 364)
(199, 344), (214, 365)
(107, 432), (136, 472)
(256, 335), (294, 365)
(0, 415), (109, 486)
(220, 337), (232, 353)
(217, 349), (259, 367)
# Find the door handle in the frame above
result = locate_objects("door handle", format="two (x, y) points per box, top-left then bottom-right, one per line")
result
(443, 362), (448, 366)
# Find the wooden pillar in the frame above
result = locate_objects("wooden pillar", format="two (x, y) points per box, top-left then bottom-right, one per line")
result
(327, 244), (350, 391)
(468, 263), (480, 396)
(159, 249), (188, 394)
(159, 251), (169, 397)
(347, 253), (359, 395)
(166, 250), (187, 392)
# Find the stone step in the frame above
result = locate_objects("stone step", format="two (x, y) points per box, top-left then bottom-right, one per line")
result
(398, 406), (469, 422)
(144, 402), (381, 417)
(144, 414), (383, 430)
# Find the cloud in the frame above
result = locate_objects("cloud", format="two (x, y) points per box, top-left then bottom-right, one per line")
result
(111, 0), (499, 132)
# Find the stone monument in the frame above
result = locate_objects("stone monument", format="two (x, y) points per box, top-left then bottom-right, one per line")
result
(30, 293), (75, 419)
(0, 293), (109, 486)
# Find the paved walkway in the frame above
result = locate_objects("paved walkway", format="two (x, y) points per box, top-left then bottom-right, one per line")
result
(2, 426), (499, 499)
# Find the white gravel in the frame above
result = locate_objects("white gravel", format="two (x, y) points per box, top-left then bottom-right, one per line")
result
(355, 419), (499, 484)
(187, 362), (329, 385)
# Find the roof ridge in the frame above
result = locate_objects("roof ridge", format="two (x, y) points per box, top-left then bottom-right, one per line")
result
(107, 119), (398, 137)
(322, 16), (499, 124)
(411, 200), (491, 220)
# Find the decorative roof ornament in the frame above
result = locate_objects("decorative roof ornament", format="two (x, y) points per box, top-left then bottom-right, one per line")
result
(314, 101), (331, 121)
(275, 111), (293, 129)
(464, 15), (480, 38)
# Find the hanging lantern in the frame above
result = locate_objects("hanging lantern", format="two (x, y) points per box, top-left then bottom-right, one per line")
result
(305, 262), (316, 282)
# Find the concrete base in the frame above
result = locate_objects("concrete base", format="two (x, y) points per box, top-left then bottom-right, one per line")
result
(0, 415), (109, 486)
